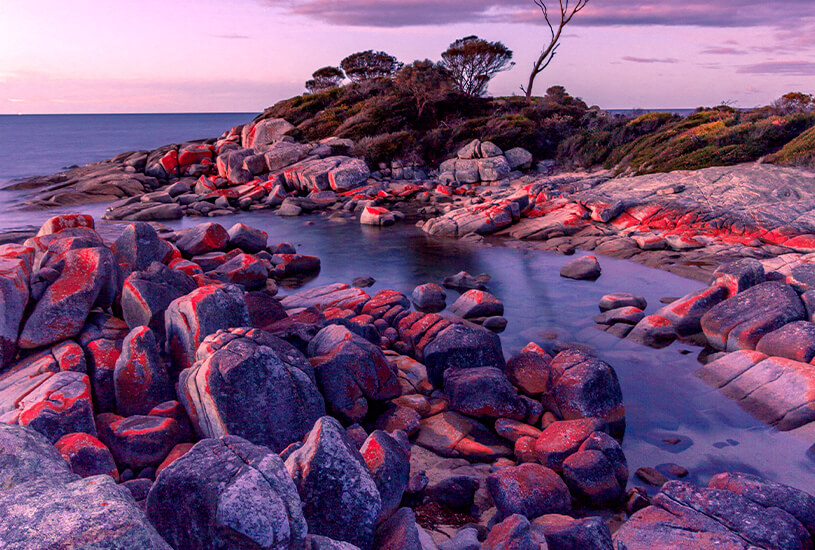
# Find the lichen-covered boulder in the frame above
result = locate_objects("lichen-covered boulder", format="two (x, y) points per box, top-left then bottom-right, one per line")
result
(121, 261), (196, 334)
(360, 430), (410, 521)
(0, 474), (171, 549)
(285, 416), (382, 549)
(449, 289), (503, 319)
(543, 349), (625, 437)
(18, 247), (119, 349)
(179, 328), (324, 453)
(227, 223), (268, 253)
(114, 326), (173, 416)
(209, 253), (269, 290)
(444, 367), (526, 420)
(164, 284), (251, 374)
(96, 413), (183, 470)
(0, 370), (95, 443)
(147, 435), (307, 550)
(55, 432), (119, 480)
(113, 222), (168, 274)
(487, 463), (571, 520)
(175, 222), (229, 257)
(0, 245), (32, 371)
(423, 323), (505, 388)
(307, 325), (400, 423)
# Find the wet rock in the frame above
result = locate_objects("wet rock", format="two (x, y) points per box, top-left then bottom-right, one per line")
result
(487, 463), (571, 520)
(96, 413), (183, 470)
(627, 315), (676, 348)
(147, 435), (307, 549)
(635, 466), (669, 487)
(442, 271), (488, 292)
(114, 326), (172, 416)
(423, 323), (505, 388)
(55, 432), (119, 480)
(483, 514), (539, 550)
(483, 316), (508, 332)
(285, 416), (381, 549)
(180, 327), (323, 452)
(593, 306), (644, 325)
(613, 480), (811, 550)
(560, 255), (601, 281)
(579, 431), (628, 488)
(598, 292), (647, 311)
(0, 474), (171, 549)
(0, 423), (77, 489)
(376, 405), (422, 436)
(360, 430), (410, 521)
(412, 283), (447, 312)
(755, 320), (815, 362)
(281, 282), (370, 312)
(656, 284), (729, 336)
(531, 515), (612, 550)
(353, 276), (376, 288)
(444, 367), (526, 420)
(494, 418), (542, 442)
(360, 206), (396, 226)
(307, 324), (400, 422)
(18, 247), (119, 349)
(175, 222), (229, 257)
(164, 284), (250, 374)
(701, 281), (805, 351)
(449, 289), (503, 319)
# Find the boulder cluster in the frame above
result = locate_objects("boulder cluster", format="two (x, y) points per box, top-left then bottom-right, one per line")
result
(593, 257), (815, 437)
(1, 213), (815, 548)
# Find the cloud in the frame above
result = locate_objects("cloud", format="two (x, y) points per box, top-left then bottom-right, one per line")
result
(264, 0), (815, 29)
(213, 33), (250, 39)
(701, 47), (748, 55)
(622, 56), (678, 64)
(737, 61), (815, 76)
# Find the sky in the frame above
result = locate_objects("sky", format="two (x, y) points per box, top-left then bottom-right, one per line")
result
(0, 0), (813, 114)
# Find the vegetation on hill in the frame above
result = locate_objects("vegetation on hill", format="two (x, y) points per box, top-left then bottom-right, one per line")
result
(255, 73), (815, 174)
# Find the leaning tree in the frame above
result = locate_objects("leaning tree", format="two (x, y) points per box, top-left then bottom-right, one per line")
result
(523, 0), (590, 99)
(305, 66), (344, 94)
(441, 36), (514, 97)
(340, 50), (401, 82)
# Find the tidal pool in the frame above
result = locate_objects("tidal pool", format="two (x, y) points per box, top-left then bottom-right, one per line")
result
(3, 203), (814, 493)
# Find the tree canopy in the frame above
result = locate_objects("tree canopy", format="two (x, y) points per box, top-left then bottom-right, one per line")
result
(441, 36), (514, 97)
(394, 60), (454, 118)
(340, 50), (401, 82)
(305, 66), (344, 94)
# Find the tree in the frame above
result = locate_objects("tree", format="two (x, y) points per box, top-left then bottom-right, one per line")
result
(441, 36), (514, 97)
(773, 92), (815, 115)
(305, 66), (344, 94)
(340, 50), (401, 82)
(394, 60), (453, 119)
(523, 0), (590, 100)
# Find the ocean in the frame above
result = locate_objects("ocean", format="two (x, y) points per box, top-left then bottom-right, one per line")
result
(0, 113), (258, 184)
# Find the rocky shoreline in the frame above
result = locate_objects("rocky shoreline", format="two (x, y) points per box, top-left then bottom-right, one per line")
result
(1, 213), (814, 548)
(3, 114), (815, 548)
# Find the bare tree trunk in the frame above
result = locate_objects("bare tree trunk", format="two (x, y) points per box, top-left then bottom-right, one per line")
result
(525, 0), (589, 99)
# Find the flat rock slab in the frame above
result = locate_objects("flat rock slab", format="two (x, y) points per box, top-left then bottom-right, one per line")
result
(701, 281), (805, 351)
(699, 353), (815, 431)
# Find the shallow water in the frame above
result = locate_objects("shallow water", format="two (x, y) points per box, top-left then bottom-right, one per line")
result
(153, 211), (814, 493)
(1, 197), (814, 494)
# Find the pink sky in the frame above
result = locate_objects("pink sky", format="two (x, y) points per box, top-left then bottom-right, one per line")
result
(1, 0), (813, 114)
